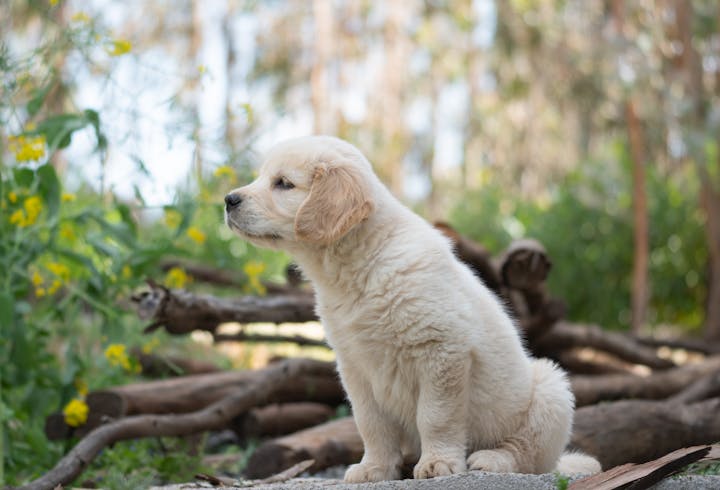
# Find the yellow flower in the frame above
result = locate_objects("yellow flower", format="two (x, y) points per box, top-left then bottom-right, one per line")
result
(213, 165), (235, 179)
(104, 343), (133, 371)
(243, 261), (265, 277)
(47, 261), (70, 281)
(35, 287), (46, 297)
(31, 270), (44, 287)
(71, 11), (90, 23)
(9, 195), (42, 227)
(243, 261), (266, 295)
(106, 39), (132, 56)
(74, 378), (89, 396)
(197, 64), (207, 74)
(63, 398), (88, 427)
(163, 208), (182, 229)
(24, 195), (42, 223)
(121, 265), (132, 279)
(8, 191), (18, 203)
(10, 209), (25, 226)
(61, 193), (76, 202)
(8, 134), (46, 162)
(164, 266), (191, 288)
(49, 0), (59, 6)
(59, 222), (76, 242)
(141, 337), (160, 354)
(47, 279), (62, 295)
(186, 226), (206, 244)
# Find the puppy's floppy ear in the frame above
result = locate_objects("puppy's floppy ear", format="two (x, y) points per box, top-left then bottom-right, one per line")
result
(294, 164), (374, 245)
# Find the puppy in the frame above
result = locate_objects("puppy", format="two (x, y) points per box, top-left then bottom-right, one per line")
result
(224, 136), (600, 481)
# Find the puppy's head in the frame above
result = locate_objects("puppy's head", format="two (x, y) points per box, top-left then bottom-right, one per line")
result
(224, 136), (375, 249)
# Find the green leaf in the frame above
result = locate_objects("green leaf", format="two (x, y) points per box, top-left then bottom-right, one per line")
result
(13, 167), (35, 188)
(0, 292), (13, 329)
(88, 216), (136, 248)
(37, 165), (60, 218)
(34, 110), (104, 152)
(115, 203), (137, 238)
(26, 85), (51, 117)
(35, 114), (88, 150)
(87, 236), (119, 258)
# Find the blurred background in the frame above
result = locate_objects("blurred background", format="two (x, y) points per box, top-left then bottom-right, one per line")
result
(1, 0), (719, 486)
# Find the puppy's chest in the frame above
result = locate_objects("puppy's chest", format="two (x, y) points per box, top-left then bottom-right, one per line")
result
(341, 341), (420, 422)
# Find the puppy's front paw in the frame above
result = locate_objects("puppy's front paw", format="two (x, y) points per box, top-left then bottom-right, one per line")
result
(467, 449), (518, 473)
(413, 455), (466, 479)
(344, 462), (401, 483)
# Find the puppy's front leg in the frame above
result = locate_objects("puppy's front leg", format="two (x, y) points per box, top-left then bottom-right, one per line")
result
(340, 364), (404, 483)
(414, 353), (469, 479)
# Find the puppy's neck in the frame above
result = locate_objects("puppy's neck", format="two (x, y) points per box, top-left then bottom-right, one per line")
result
(290, 202), (402, 291)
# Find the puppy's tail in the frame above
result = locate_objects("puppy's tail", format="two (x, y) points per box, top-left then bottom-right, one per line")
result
(556, 451), (602, 475)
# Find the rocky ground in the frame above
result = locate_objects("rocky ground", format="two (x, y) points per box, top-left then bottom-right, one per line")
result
(150, 471), (720, 490)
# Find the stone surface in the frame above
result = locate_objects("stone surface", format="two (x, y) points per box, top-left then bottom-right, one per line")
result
(150, 471), (720, 490)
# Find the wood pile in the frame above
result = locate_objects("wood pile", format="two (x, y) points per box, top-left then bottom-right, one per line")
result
(28, 223), (720, 490)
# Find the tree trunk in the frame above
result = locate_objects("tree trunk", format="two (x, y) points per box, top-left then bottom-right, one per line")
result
(611, 0), (649, 334)
(311, 0), (334, 134)
(701, 177), (720, 340)
(626, 100), (649, 334)
(378, 0), (411, 197)
(667, 0), (719, 340)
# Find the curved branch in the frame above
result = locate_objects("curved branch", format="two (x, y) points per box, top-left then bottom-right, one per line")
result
(20, 358), (333, 490)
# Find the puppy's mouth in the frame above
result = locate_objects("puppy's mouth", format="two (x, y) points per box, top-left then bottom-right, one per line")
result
(225, 214), (281, 241)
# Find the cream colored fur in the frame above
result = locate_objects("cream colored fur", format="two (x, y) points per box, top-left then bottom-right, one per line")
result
(224, 136), (601, 481)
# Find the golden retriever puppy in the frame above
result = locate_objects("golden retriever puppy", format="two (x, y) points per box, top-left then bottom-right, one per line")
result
(224, 136), (600, 482)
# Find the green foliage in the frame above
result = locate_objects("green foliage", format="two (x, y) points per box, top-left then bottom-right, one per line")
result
(0, 9), (279, 486)
(451, 145), (707, 331)
(81, 438), (210, 489)
(554, 472), (570, 490)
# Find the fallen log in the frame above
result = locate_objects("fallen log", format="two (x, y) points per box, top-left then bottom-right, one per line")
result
(436, 223), (564, 342)
(554, 348), (636, 376)
(131, 281), (317, 335)
(634, 335), (720, 356)
(434, 222), (503, 294)
(233, 402), (335, 439)
(570, 356), (720, 406)
(535, 322), (675, 370)
(45, 359), (343, 439)
(571, 397), (720, 469)
(160, 259), (307, 294)
(212, 331), (328, 347)
(21, 358), (335, 490)
(241, 372), (720, 479)
(132, 349), (222, 376)
(243, 416), (363, 479)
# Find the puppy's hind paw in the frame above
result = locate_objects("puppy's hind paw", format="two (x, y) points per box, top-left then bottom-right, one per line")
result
(413, 456), (466, 479)
(344, 462), (401, 483)
(467, 449), (518, 473)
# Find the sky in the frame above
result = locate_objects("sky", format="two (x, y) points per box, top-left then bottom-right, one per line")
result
(56, 0), (497, 206)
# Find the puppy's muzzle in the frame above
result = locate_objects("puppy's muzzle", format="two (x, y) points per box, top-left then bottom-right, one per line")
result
(224, 192), (243, 212)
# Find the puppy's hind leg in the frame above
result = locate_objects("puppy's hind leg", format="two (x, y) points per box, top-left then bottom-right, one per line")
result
(468, 359), (574, 474)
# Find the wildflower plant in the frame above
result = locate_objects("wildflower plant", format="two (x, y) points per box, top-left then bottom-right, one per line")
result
(0, 2), (276, 487)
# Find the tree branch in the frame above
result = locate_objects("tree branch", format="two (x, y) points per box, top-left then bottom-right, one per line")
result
(21, 358), (333, 490)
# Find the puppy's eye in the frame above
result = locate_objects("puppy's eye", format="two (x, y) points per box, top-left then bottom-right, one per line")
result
(273, 176), (295, 190)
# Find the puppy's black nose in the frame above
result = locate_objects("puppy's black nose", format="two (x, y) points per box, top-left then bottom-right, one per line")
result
(225, 193), (242, 210)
